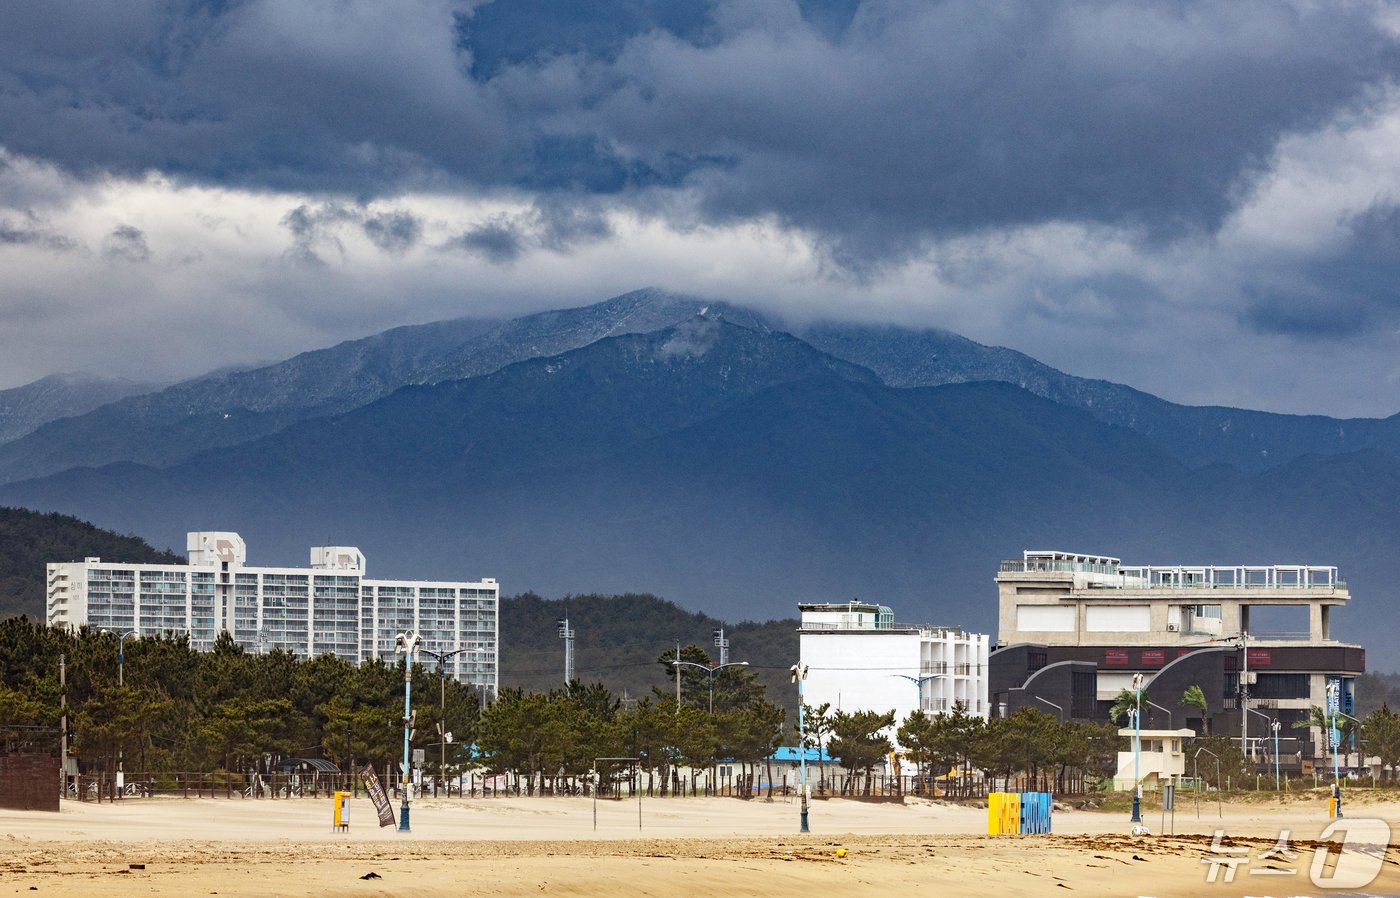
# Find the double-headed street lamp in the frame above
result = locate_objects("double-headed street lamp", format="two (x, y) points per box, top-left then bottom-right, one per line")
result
(670, 659), (749, 714)
(100, 629), (136, 790)
(420, 647), (469, 794)
(100, 629), (137, 687)
(894, 673), (944, 714)
(394, 630), (422, 833)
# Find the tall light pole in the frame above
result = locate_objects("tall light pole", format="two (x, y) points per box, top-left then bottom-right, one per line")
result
(421, 647), (468, 793)
(557, 618), (575, 684)
(1245, 707), (1277, 789)
(791, 664), (810, 833)
(394, 629), (421, 833)
(1327, 680), (1342, 818)
(1272, 718), (1281, 789)
(101, 629), (136, 790)
(674, 657), (749, 797)
(1130, 672), (1143, 823)
(671, 660), (750, 714)
(101, 630), (137, 687)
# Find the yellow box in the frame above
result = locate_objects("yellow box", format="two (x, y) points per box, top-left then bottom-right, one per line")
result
(333, 790), (352, 831)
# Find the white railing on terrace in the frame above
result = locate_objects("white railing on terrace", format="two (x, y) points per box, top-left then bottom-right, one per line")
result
(1001, 559), (1343, 589)
(1119, 565), (1341, 589)
(999, 559), (1119, 575)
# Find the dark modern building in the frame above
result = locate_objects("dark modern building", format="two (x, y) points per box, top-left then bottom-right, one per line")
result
(990, 551), (1363, 768)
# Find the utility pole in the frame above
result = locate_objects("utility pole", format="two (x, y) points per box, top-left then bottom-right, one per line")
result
(1240, 630), (1249, 761)
(713, 628), (729, 666)
(674, 642), (681, 711)
(557, 618), (575, 684)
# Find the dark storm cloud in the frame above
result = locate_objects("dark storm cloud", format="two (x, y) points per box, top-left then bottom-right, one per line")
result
(443, 198), (613, 263)
(448, 218), (526, 264)
(1243, 201), (1400, 338)
(280, 203), (427, 260)
(1, 1), (1398, 267)
(362, 211), (424, 254)
(0, 211), (79, 252)
(102, 224), (150, 262)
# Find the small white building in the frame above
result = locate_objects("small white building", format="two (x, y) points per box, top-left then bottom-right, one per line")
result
(1113, 727), (1196, 790)
(797, 601), (989, 747)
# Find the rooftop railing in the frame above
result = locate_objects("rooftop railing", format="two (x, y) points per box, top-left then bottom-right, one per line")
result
(1000, 560), (1344, 589)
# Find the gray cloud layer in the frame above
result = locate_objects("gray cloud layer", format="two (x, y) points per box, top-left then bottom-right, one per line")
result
(2, 1), (1400, 411)
(2, 1), (1395, 260)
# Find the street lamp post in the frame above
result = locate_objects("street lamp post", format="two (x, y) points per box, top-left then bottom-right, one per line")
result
(1245, 707), (1277, 789)
(101, 630), (136, 794)
(791, 664), (810, 833)
(670, 660), (750, 715)
(894, 673), (943, 715)
(394, 630), (422, 833)
(1145, 699), (1172, 729)
(1327, 681), (1342, 819)
(672, 658), (749, 797)
(420, 647), (468, 796)
(1130, 673), (1143, 823)
(1193, 746), (1222, 819)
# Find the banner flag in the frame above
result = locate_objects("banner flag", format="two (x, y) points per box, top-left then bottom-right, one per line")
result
(361, 763), (396, 828)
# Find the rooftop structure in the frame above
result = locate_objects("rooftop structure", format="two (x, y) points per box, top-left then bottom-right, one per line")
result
(998, 550), (1348, 646)
(47, 531), (498, 695)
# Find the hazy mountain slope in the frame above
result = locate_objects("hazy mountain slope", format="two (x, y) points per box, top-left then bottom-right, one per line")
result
(0, 373), (160, 444)
(0, 289), (726, 484)
(797, 323), (1400, 471)
(4, 288), (1399, 485)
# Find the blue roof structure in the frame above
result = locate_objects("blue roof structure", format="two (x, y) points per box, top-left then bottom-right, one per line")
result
(767, 746), (831, 763)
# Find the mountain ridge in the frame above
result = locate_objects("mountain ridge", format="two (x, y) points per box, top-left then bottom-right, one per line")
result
(2, 288), (1397, 485)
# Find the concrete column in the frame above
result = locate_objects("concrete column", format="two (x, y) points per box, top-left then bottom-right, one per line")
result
(1309, 603), (1327, 641)
(1220, 602), (1242, 635)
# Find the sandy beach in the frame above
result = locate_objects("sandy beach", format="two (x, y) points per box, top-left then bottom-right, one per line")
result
(0, 792), (1396, 897)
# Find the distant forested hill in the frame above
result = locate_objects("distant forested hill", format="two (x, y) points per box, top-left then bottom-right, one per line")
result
(0, 506), (182, 618)
(501, 591), (800, 716)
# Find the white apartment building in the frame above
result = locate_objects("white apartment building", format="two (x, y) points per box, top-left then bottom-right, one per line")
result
(797, 601), (990, 745)
(46, 531), (498, 694)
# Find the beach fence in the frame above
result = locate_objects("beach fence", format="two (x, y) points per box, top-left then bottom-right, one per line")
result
(987, 792), (1052, 835)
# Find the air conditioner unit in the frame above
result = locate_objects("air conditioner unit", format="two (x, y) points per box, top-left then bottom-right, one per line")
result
(1166, 623), (1179, 632)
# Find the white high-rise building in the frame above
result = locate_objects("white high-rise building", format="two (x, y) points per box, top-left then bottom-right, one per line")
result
(797, 601), (990, 746)
(46, 531), (498, 694)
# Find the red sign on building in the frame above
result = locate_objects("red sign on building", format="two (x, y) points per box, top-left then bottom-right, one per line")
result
(1104, 649), (1130, 666)
(1141, 649), (1165, 666)
(1247, 649), (1272, 666)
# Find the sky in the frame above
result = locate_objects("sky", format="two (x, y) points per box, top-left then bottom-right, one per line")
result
(2, 0), (1400, 416)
